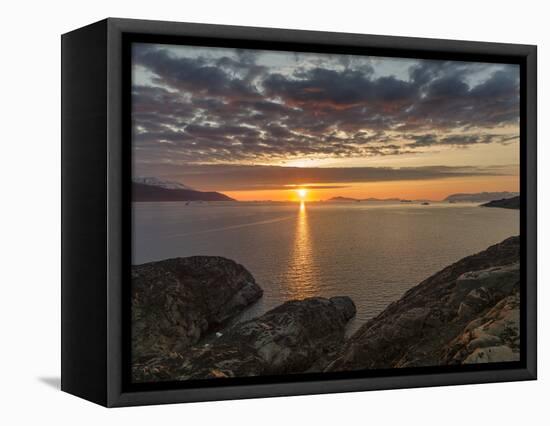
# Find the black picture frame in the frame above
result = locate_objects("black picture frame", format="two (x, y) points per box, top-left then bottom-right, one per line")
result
(61, 17), (537, 407)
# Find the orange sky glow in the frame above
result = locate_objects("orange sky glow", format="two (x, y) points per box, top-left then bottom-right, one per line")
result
(225, 175), (520, 202)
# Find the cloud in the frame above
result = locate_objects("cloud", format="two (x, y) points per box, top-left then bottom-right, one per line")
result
(131, 44), (520, 165)
(134, 46), (263, 102)
(133, 163), (516, 191)
(406, 133), (519, 148)
(263, 68), (417, 107)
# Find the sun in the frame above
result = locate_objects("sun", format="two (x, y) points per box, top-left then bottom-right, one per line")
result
(296, 188), (308, 200)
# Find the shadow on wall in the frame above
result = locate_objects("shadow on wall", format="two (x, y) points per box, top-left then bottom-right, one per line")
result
(38, 377), (61, 390)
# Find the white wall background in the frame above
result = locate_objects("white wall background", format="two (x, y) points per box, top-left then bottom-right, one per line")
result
(1, 0), (546, 423)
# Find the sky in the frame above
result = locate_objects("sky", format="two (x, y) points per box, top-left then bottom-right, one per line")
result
(131, 42), (520, 201)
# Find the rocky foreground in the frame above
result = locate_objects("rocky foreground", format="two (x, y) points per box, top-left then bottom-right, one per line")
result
(134, 296), (355, 382)
(132, 237), (520, 382)
(131, 256), (263, 363)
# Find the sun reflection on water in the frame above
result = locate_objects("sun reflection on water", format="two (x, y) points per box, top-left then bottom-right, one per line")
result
(284, 201), (318, 299)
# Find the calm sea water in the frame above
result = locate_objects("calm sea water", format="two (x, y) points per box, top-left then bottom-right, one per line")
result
(132, 201), (519, 332)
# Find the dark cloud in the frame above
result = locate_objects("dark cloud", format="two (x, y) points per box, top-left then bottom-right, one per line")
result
(134, 46), (262, 102)
(132, 44), (520, 165)
(401, 65), (520, 130)
(227, 184), (351, 191)
(133, 163), (515, 191)
(406, 133), (519, 148)
(263, 68), (417, 106)
(470, 70), (518, 99)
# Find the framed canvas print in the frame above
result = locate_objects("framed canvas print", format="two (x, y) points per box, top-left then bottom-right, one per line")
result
(61, 18), (537, 407)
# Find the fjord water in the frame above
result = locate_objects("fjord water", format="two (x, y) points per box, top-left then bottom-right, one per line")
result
(132, 202), (519, 332)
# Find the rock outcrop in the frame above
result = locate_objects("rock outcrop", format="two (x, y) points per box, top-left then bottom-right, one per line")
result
(131, 256), (263, 364)
(133, 296), (356, 382)
(443, 291), (520, 363)
(481, 196), (520, 210)
(325, 236), (520, 371)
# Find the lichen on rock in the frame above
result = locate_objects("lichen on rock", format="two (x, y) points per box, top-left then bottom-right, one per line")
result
(133, 296), (356, 382)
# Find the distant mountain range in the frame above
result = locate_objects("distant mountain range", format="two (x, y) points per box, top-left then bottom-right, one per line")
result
(132, 178), (235, 202)
(328, 196), (401, 202)
(480, 196), (520, 210)
(444, 192), (519, 203)
(327, 192), (519, 204)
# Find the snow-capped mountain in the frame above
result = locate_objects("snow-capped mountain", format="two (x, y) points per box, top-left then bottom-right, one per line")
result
(133, 177), (194, 191)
